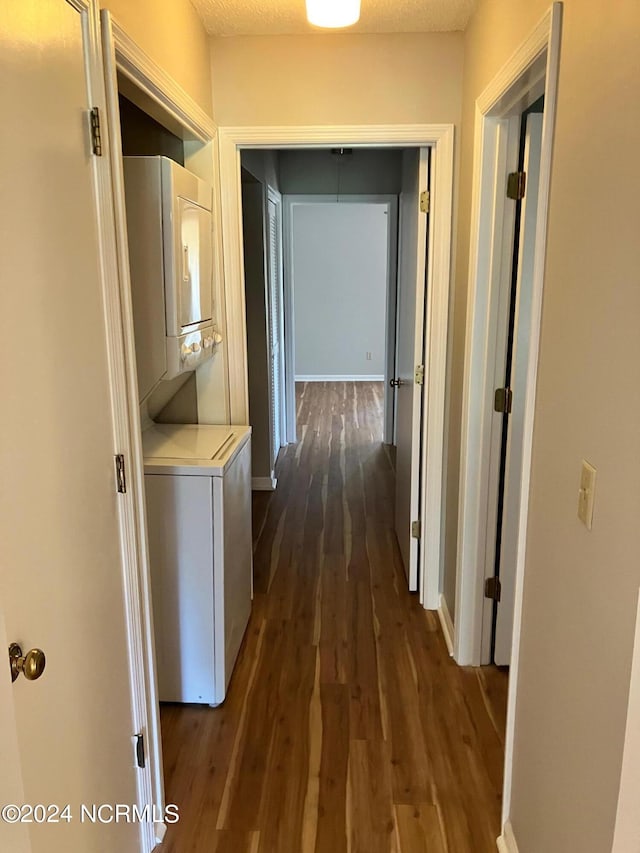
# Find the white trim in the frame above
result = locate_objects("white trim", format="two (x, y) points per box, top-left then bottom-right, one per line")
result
(437, 595), (455, 657)
(221, 124), (455, 149)
(252, 476), (278, 491)
(451, 0), (562, 834)
(295, 375), (385, 382)
(497, 821), (520, 853)
(218, 124), (454, 611)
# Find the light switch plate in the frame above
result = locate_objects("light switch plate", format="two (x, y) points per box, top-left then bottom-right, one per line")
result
(578, 460), (597, 530)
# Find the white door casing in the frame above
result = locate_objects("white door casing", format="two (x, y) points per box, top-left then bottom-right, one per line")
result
(394, 148), (430, 592)
(493, 113), (544, 666)
(0, 0), (142, 850)
(455, 5), (562, 668)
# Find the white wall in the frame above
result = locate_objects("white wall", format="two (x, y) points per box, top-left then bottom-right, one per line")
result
(451, 1), (640, 851)
(210, 33), (463, 127)
(105, 0), (212, 116)
(292, 203), (388, 379)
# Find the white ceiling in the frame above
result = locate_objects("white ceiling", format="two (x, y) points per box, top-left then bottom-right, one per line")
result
(191, 0), (477, 36)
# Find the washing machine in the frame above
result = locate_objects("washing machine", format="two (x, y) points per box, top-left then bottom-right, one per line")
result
(142, 423), (252, 706)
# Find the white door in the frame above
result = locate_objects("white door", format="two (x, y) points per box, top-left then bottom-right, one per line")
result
(493, 113), (544, 665)
(393, 149), (430, 591)
(266, 190), (285, 469)
(0, 2), (140, 850)
(0, 610), (31, 853)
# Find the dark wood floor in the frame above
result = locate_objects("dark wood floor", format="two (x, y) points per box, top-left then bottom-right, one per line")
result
(160, 381), (508, 853)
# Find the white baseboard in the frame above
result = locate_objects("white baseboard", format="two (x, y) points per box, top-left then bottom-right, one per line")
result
(497, 821), (520, 853)
(295, 374), (385, 382)
(252, 476), (277, 491)
(437, 594), (455, 656)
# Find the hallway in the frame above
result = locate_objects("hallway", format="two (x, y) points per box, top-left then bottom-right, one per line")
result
(160, 381), (508, 852)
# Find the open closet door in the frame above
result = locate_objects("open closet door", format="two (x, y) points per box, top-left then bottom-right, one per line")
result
(393, 148), (430, 592)
(266, 188), (285, 471)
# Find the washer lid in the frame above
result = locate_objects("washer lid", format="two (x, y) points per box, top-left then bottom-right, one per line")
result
(142, 424), (235, 461)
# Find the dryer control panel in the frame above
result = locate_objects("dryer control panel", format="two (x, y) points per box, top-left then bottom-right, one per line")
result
(166, 324), (223, 380)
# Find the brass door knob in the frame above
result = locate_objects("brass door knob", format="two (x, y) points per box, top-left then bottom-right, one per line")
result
(9, 643), (46, 683)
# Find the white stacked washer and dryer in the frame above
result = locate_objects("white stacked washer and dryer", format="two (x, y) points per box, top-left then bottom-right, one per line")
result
(123, 155), (252, 707)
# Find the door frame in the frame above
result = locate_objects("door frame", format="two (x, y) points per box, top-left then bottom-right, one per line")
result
(451, 2), (562, 839)
(218, 125), (453, 609)
(281, 193), (398, 445)
(100, 11), (219, 847)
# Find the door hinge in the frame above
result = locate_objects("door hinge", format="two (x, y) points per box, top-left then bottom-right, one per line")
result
(411, 519), (421, 539)
(115, 454), (127, 494)
(89, 107), (103, 156)
(134, 733), (146, 769)
(419, 190), (430, 213)
(506, 171), (526, 200)
(484, 576), (502, 602)
(414, 364), (425, 386)
(494, 387), (513, 414)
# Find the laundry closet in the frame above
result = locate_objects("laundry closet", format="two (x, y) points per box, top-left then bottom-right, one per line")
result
(115, 87), (253, 708)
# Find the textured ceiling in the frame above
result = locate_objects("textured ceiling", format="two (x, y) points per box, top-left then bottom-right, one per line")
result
(191, 0), (477, 36)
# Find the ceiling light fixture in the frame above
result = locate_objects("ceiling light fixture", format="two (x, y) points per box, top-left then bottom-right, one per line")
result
(306, 0), (361, 29)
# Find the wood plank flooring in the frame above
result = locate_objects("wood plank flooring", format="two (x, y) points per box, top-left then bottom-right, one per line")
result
(159, 381), (508, 853)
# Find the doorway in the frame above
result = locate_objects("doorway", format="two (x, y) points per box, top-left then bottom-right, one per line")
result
(451, 4), (562, 843)
(241, 166), (285, 490)
(454, 36), (558, 666)
(229, 137), (452, 606)
(284, 193), (398, 441)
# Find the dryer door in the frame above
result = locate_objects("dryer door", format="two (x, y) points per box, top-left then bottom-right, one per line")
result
(176, 198), (213, 333)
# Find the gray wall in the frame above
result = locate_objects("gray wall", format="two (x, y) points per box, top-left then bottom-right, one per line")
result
(292, 203), (388, 379)
(280, 149), (402, 195)
(119, 94), (184, 165)
(242, 180), (272, 480)
(241, 150), (281, 191)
